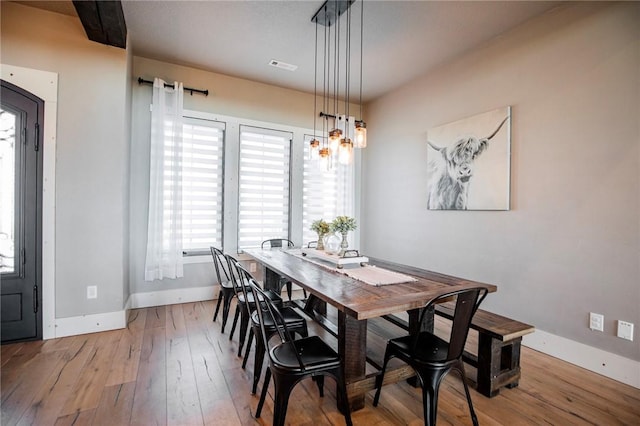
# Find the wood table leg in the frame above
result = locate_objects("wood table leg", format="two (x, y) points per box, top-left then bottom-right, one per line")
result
(338, 311), (367, 411)
(262, 266), (284, 293)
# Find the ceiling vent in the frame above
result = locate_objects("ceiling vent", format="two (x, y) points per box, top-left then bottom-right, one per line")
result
(269, 60), (298, 72)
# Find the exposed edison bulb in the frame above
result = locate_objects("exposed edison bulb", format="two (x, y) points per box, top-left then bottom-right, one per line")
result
(354, 120), (367, 148)
(329, 128), (342, 152)
(309, 138), (320, 160)
(338, 138), (353, 165)
(319, 147), (331, 170)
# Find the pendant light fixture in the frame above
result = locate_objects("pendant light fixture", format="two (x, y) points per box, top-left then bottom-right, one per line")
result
(310, 0), (366, 168)
(353, 0), (367, 148)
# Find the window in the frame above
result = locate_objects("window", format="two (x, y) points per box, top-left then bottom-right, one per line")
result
(302, 134), (355, 245)
(238, 125), (292, 250)
(180, 116), (225, 254)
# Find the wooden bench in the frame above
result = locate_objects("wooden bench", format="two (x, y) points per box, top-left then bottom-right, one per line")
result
(434, 302), (535, 397)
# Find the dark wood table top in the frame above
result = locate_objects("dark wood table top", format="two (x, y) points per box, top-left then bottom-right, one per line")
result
(244, 248), (497, 320)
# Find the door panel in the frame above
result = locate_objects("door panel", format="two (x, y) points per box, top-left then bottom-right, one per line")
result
(1, 80), (43, 343)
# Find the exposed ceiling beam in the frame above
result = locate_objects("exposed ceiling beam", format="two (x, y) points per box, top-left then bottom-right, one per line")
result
(72, 0), (127, 49)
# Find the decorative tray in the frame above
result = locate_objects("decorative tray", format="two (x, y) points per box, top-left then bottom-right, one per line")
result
(300, 249), (369, 269)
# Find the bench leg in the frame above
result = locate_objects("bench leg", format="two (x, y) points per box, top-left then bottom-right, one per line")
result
(476, 335), (522, 398)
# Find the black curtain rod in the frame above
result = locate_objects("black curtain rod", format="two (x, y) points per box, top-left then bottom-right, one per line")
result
(137, 77), (209, 96)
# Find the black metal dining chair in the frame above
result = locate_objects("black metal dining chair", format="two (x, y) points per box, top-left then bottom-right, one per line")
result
(210, 246), (235, 333)
(231, 260), (309, 394)
(250, 280), (353, 426)
(373, 287), (489, 426)
(226, 254), (283, 357)
(261, 238), (307, 301)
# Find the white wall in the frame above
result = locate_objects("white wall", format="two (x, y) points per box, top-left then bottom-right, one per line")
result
(362, 2), (639, 362)
(1, 2), (131, 318)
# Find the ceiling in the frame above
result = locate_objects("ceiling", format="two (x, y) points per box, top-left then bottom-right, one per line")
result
(15, 0), (563, 102)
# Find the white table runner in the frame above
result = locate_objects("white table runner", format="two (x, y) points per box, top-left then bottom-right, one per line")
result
(288, 249), (418, 286)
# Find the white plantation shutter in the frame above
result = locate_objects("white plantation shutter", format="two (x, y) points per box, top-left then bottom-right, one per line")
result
(181, 116), (225, 253)
(238, 125), (292, 250)
(302, 134), (355, 245)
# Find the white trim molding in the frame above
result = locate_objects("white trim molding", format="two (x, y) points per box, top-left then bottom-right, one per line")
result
(128, 286), (215, 309)
(523, 329), (640, 389)
(1, 64), (58, 340)
(54, 310), (127, 338)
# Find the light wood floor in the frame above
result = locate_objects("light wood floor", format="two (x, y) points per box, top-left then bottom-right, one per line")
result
(2, 298), (639, 425)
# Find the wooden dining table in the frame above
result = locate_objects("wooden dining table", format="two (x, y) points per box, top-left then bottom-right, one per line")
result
(243, 248), (497, 411)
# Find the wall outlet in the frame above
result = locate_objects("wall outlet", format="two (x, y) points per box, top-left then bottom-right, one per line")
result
(617, 320), (634, 341)
(250, 262), (257, 272)
(589, 312), (604, 332)
(87, 285), (97, 299)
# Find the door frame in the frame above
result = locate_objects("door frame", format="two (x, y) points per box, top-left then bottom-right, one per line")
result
(2, 64), (58, 340)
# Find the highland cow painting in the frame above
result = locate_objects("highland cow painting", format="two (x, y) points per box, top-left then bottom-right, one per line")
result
(426, 107), (511, 210)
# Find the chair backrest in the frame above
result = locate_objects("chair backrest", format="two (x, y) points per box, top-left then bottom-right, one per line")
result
(249, 280), (306, 370)
(225, 254), (248, 296)
(261, 238), (294, 249)
(210, 247), (231, 286)
(229, 258), (254, 302)
(415, 287), (488, 361)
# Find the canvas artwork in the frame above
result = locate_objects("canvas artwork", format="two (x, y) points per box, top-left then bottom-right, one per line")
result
(426, 106), (511, 210)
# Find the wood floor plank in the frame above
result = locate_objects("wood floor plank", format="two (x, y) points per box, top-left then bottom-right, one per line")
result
(54, 409), (95, 426)
(1, 350), (64, 426)
(127, 307), (148, 332)
(165, 303), (203, 425)
(93, 382), (136, 426)
(130, 325), (167, 426)
(185, 303), (242, 425)
(145, 306), (166, 329)
(58, 330), (122, 416)
(1, 342), (23, 367)
(105, 327), (144, 386)
(16, 335), (97, 426)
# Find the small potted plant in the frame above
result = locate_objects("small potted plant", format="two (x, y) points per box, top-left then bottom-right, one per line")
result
(330, 216), (357, 255)
(310, 219), (330, 250)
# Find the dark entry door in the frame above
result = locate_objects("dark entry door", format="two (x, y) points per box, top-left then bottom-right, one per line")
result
(1, 80), (43, 343)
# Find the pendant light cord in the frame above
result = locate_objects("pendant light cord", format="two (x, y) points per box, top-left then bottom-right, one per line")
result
(359, 0), (364, 120)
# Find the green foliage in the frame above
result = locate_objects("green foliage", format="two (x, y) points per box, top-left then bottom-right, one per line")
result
(310, 219), (331, 235)
(330, 216), (357, 234)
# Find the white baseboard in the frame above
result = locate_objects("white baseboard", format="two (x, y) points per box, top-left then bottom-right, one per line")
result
(54, 310), (127, 338)
(128, 285), (215, 309)
(50, 287), (216, 339)
(523, 329), (640, 389)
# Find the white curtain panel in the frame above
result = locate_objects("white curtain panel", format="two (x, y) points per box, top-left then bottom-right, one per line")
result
(144, 78), (185, 281)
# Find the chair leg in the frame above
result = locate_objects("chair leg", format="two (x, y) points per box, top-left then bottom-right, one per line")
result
(286, 281), (292, 301)
(237, 310), (250, 357)
(373, 347), (392, 406)
(220, 291), (234, 333)
(417, 369), (445, 426)
(242, 330), (254, 369)
(255, 367), (271, 419)
(229, 306), (240, 341)
(271, 374), (297, 426)
(456, 363), (479, 426)
(251, 336), (266, 394)
(213, 293), (223, 322)
(312, 375), (325, 397)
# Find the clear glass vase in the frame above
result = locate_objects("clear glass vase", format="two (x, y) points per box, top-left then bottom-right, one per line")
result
(339, 232), (349, 256)
(316, 234), (325, 250)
